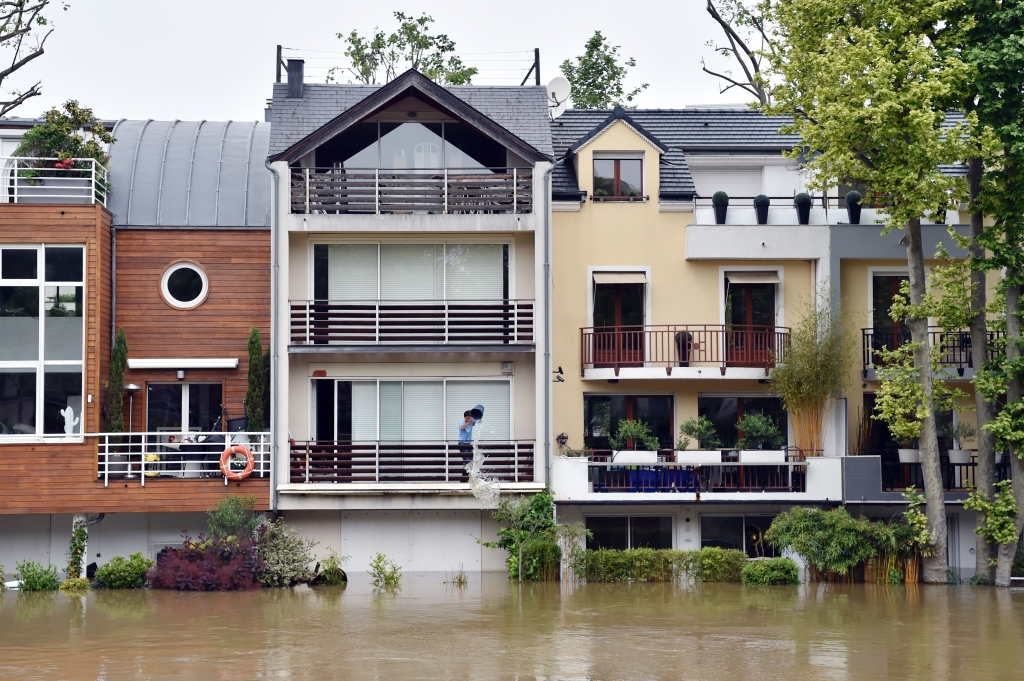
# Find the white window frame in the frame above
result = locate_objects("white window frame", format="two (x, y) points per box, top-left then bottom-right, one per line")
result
(308, 375), (514, 442)
(145, 381), (224, 432)
(586, 265), (652, 328)
(160, 260), (210, 310)
(591, 150), (646, 199)
(718, 265), (784, 328)
(306, 238), (515, 302)
(0, 244), (86, 442)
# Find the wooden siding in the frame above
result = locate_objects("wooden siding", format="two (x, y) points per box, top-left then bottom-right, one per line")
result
(0, 211), (270, 513)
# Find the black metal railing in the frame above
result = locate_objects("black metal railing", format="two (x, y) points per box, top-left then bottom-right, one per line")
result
(862, 327), (1003, 373)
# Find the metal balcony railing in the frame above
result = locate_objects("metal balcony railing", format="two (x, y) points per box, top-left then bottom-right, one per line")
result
(290, 167), (533, 215)
(587, 460), (807, 493)
(290, 299), (534, 346)
(580, 324), (790, 376)
(289, 440), (535, 484)
(862, 327), (1003, 374)
(878, 457), (1012, 492)
(93, 432), (270, 486)
(1, 157), (109, 205)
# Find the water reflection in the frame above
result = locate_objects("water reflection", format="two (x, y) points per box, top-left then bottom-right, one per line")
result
(0, 576), (1022, 680)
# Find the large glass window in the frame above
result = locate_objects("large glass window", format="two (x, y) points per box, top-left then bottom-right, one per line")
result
(697, 395), (787, 450)
(147, 383), (223, 433)
(586, 516), (672, 550)
(313, 243), (509, 302)
(314, 378), (512, 442)
(0, 245), (84, 438)
(583, 394), (673, 450)
(700, 515), (779, 558)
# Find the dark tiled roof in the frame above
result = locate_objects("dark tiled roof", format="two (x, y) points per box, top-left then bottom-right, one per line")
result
(269, 82), (553, 158)
(550, 108), (798, 200)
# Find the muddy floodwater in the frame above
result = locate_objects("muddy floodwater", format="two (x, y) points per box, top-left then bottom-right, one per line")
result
(2, 574), (1023, 681)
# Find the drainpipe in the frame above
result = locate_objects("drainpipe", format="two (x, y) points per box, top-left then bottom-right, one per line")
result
(542, 159), (563, 488)
(265, 159), (280, 512)
(110, 226), (117, 349)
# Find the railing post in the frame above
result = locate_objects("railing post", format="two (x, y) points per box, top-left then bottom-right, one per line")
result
(513, 167), (517, 214)
(140, 441), (146, 487)
(103, 437), (108, 487)
(13, 159), (18, 203)
(375, 441), (380, 483)
(513, 299), (519, 344)
(444, 168), (448, 214)
(514, 441), (520, 482)
(444, 300), (449, 344)
(305, 442), (310, 484)
(304, 167), (310, 214)
(376, 300), (380, 344)
(375, 169), (380, 215)
(305, 300), (311, 345)
(445, 442), (450, 482)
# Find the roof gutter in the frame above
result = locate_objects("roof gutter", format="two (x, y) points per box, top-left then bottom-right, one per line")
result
(265, 158), (280, 513)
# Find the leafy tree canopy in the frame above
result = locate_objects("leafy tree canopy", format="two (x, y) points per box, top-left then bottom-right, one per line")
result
(560, 31), (648, 109)
(14, 99), (113, 165)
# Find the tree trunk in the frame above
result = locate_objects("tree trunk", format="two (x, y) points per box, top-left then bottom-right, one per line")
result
(518, 544), (523, 583)
(905, 217), (949, 582)
(995, 277), (1023, 586)
(968, 157), (998, 583)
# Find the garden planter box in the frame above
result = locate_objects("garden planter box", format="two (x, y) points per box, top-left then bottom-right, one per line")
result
(612, 450), (658, 464)
(675, 451), (721, 465)
(739, 450), (786, 463)
(948, 449), (973, 465)
(898, 448), (921, 463)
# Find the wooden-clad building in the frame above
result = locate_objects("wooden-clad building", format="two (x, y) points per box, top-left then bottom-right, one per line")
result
(0, 121), (272, 570)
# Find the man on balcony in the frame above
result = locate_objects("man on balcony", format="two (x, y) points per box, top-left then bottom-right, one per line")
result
(458, 405), (485, 481)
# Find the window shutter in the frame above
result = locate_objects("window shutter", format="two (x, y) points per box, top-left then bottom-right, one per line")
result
(380, 244), (443, 300)
(445, 244), (503, 300)
(328, 245), (378, 300)
(350, 381), (377, 441)
(402, 381), (444, 441)
(445, 380), (510, 441)
(690, 168), (763, 198)
(379, 381), (403, 441)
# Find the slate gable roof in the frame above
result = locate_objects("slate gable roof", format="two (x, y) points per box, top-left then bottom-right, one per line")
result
(269, 78), (554, 160)
(550, 108), (798, 201)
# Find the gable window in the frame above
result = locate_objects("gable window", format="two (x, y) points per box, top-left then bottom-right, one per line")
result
(0, 245), (84, 439)
(593, 158), (643, 198)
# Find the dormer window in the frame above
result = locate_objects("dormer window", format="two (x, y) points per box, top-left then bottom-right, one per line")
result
(593, 158), (643, 199)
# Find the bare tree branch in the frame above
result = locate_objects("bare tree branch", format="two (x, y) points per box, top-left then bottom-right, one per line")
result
(0, 0), (60, 117)
(701, 57), (762, 100)
(703, 0), (770, 105)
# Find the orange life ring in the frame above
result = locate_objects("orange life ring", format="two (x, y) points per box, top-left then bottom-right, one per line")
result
(220, 444), (254, 480)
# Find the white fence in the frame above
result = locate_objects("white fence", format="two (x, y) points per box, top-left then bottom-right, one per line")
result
(1, 157), (109, 205)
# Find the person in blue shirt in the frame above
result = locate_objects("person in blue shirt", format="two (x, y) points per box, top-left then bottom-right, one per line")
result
(458, 410), (476, 481)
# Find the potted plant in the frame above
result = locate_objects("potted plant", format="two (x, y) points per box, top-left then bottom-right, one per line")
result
(712, 191), (729, 224)
(845, 190), (863, 224)
(676, 416), (722, 463)
(794, 192), (813, 225)
(609, 419), (660, 464)
(754, 194), (770, 224)
(897, 438), (921, 463)
(737, 413), (784, 453)
(948, 421), (976, 465)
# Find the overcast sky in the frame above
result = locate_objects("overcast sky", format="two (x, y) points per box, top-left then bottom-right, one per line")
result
(4, 0), (752, 122)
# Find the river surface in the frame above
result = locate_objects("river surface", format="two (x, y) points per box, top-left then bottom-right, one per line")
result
(1, 574), (1022, 681)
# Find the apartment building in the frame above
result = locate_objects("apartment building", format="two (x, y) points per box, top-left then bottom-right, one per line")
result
(546, 106), (983, 575)
(267, 65), (552, 571)
(0, 119), (272, 571)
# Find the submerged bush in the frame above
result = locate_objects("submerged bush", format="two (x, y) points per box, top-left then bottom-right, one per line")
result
(207, 495), (262, 540)
(94, 553), (154, 589)
(256, 519), (317, 587)
(698, 547), (748, 583)
(741, 558), (800, 585)
(312, 551), (349, 586)
(577, 547), (748, 583)
(506, 538), (560, 581)
(59, 577), (91, 593)
(0, 564), (6, 593)
(16, 560), (60, 591)
(148, 535), (262, 591)
(368, 552), (402, 589)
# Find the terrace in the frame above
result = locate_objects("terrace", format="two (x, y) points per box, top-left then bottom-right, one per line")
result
(861, 327), (1003, 379)
(1, 157), (109, 205)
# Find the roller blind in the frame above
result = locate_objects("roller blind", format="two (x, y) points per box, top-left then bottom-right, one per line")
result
(691, 168), (763, 198)
(351, 381), (377, 441)
(380, 244), (443, 300)
(445, 244), (504, 300)
(593, 272), (647, 284)
(445, 380), (511, 441)
(328, 244), (378, 300)
(725, 271), (781, 284)
(403, 381), (444, 440)
(379, 381), (403, 441)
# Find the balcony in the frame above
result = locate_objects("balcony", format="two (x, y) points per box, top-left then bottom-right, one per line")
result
(844, 454), (1012, 503)
(861, 327), (1002, 378)
(290, 299), (534, 351)
(1, 157), (109, 205)
(551, 454), (842, 502)
(94, 431), (270, 486)
(290, 167), (533, 215)
(288, 440), (535, 485)
(580, 324), (789, 378)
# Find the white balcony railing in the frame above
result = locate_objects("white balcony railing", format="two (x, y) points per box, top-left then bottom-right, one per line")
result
(92, 431), (270, 486)
(1, 157), (109, 206)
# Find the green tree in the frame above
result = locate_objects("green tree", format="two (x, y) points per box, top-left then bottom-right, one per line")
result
(762, 0), (973, 582)
(14, 99), (114, 165)
(0, 1), (67, 116)
(486, 490), (555, 583)
(245, 327), (265, 429)
(105, 327), (128, 433)
(559, 31), (649, 109)
(328, 12), (477, 85)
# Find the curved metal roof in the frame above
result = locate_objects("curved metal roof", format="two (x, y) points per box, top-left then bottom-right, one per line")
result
(107, 120), (271, 227)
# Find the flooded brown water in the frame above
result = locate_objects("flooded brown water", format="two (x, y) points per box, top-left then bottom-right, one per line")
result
(1, 574), (1022, 681)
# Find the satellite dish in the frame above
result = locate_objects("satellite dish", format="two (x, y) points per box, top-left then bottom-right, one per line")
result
(546, 77), (571, 119)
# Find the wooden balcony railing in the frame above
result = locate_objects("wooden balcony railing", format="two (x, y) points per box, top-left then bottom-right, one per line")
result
(290, 167), (533, 215)
(290, 299), (534, 346)
(289, 440), (534, 484)
(862, 327), (1003, 374)
(587, 460), (807, 493)
(580, 324), (790, 376)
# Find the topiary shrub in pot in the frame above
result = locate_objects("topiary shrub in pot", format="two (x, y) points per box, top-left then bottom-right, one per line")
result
(754, 194), (770, 224)
(712, 191), (729, 224)
(794, 192), (812, 224)
(845, 190), (863, 224)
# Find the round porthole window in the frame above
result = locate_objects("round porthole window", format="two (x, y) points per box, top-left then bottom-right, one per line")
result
(161, 261), (209, 309)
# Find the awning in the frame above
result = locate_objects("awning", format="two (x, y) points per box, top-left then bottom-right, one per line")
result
(724, 271), (781, 285)
(127, 358), (239, 370)
(593, 272), (647, 284)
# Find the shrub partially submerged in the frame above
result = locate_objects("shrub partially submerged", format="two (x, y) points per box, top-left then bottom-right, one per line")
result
(576, 547), (748, 583)
(207, 495), (262, 540)
(94, 553), (154, 589)
(59, 577), (91, 593)
(256, 519), (317, 587)
(311, 551), (349, 586)
(16, 560), (60, 591)
(741, 558), (800, 585)
(506, 538), (560, 582)
(149, 535), (262, 591)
